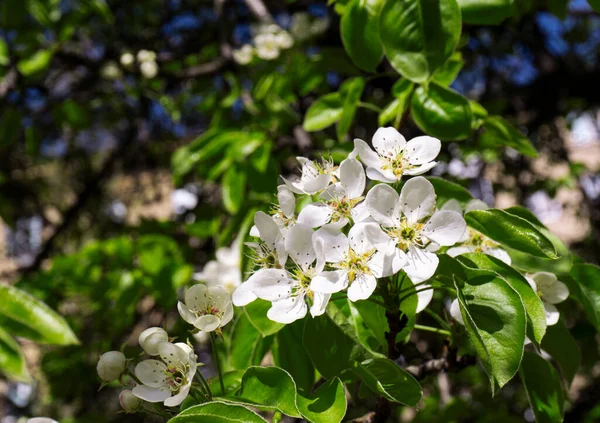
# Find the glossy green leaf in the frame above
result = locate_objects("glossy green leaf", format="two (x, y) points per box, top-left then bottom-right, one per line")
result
(457, 0), (514, 25)
(236, 366), (301, 417)
(226, 313), (267, 371)
(17, 49), (54, 76)
(297, 378), (347, 423)
(337, 77), (365, 140)
(433, 52), (464, 85)
(569, 264), (600, 330)
(303, 92), (343, 132)
(0, 326), (29, 382)
(379, 0), (461, 82)
(348, 300), (388, 353)
(352, 357), (422, 406)
(0, 284), (78, 345)
(454, 268), (526, 393)
(378, 79), (413, 127)
(244, 299), (284, 337)
(341, 0), (384, 72)
(169, 401), (268, 422)
(541, 319), (580, 385)
(272, 318), (315, 393)
(504, 206), (545, 228)
(0, 38), (9, 66)
(506, 229), (572, 276)
(222, 166), (246, 214)
(465, 209), (557, 259)
(426, 176), (473, 206)
(520, 352), (564, 423)
(208, 370), (244, 397)
(411, 82), (472, 140)
(458, 253), (546, 347)
(480, 116), (537, 157)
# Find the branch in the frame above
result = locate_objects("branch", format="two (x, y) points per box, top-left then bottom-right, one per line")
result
(175, 56), (229, 78)
(244, 0), (273, 22)
(405, 354), (477, 380)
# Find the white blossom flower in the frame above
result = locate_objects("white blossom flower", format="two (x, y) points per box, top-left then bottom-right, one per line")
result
(443, 199), (511, 264)
(137, 49), (157, 63)
(297, 158), (368, 229)
(365, 177), (466, 311)
(139, 327), (169, 356)
(255, 34), (280, 60)
(140, 60), (158, 79)
(450, 298), (464, 325)
(101, 61), (122, 80)
(353, 127), (441, 182)
(232, 45), (254, 65)
(237, 224), (329, 323)
(120, 389), (142, 413)
(178, 285), (234, 332)
(133, 342), (197, 407)
(97, 351), (126, 381)
(311, 223), (404, 301)
(120, 52), (135, 67)
(272, 184), (297, 232)
(310, 17), (330, 35)
(27, 419), (58, 423)
(290, 12), (312, 41)
(526, 272), (569, 326)
(194, 241), (242, 294)
(282, 156), (338, 195)
(274, 31), (294, 49)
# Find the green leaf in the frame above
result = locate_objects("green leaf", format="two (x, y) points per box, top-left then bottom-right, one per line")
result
(352, 358), (422, 406)
(303, 92), (343, 132)
(222, 166), (246, 214)
(465, 209), (557, 259)
(341, 0), (384, 72)
(541, 319), (580, 385)
(0, 326), (29, 382)
(426, 176), (473, 206)
(244, 299), (284, 337)
(454, 268), (526, 393)
(569, 264), (600, 330)
(236, 366), (301, 417)
(348, 300), (388, 353)
(411, 82), (472, 140)
(589, 0), (600, 13)
(457, 0), (514, 25)
(227, 313), (267, 371)
(433, 52), (464, 86)
(17, 49), (54, 76)
(208, 370), (244, 397)
(0, 284), (78, 345)
(520, 352), (564, 423)
(297, 378), (347, 423)
(457, 253), (546, 347)
(0, 38), (9, 66)
(378, 79), (413, 127)
(480, 116), (537, 157)
(337, 77), (365, 140)
(504, 206), (545, 228)
(379, 0), (462, 83)
(272, 318), (315, 393)
(169, 401), (268, 422)
(506, 229), (572, 276)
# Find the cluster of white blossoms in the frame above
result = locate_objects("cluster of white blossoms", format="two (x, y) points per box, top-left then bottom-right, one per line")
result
(193, 241), (242, 294)
(233, 127), (469, 322)
(233, 24), (294, 65)
(120, 49), (159, 79)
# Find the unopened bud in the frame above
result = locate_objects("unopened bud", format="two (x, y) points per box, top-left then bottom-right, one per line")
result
(119, 389), (142, 413)
(138, 327), (168, 356)
(97, 351), (126, 381)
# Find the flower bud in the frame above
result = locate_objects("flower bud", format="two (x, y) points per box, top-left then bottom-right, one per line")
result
(140, 60), (158, 79)
(138, 327), (168, 356)
(120, 52), (134, 67)
(119, 389), (142, 413)
(97, 351), (126, 381)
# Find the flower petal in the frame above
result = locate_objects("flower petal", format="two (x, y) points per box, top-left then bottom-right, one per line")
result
(486, 248), (512, 265)
(544, 302), (560, 326)
(164, 382), (191, 407)
(365, 183), (400, 227)
(340, 158), (366, 199)
(184, 284), (209, 313)
(422, 210), (466, 246)
(465, 199), (489, 212)
(159, 342), (190, 367)
(232, 281), (258, 306)
(399, 176), (436, 225)
(348, 273), (377, 301)
(450, 298), (464, 324)
(297, 204), (333, 228)
(277, 184), (296, 218)
(132, 385), (171, 403)
(370, 249), (407, 278)
(194, 315), (221, 332)
(366, 167), (397, 182)
(351, 201), (370, 223)
(247, 268), (292, 302)
(313, 227), (348, 262)
(542, 280), (569, 304)
(310, 292), (331, 317)
(135, 360), (168, 388)
(446, 246), (473, 258)
(206, 285), (231, 310)
(405, 136), (441, 165)
(267, 296), (308, 324)
(415, 285), (433, 313)
(177, 302), (197, 325)
(285, 224), (316, 268)
(441, 199), (462, 213)
(372, 127), (406, 157)
(254, 211), (281, 248)
(353, 138), (381, 169)
(311, 270), (348, 294)
(363, 223), (396, 255)
(404, 161), (438, 176)
(138, 327), (168, 356)
(348, 223), (376, 254)
(404, 247), (439, 283)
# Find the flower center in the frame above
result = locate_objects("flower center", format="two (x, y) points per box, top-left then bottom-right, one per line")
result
(380, 149), (413, 178)
(328, 196), (364, 222)
(386, 218), (424, 251)
(335, 248), (375, 282)
(164, 363), (189, 393)
(464, 228), (497, 251)
(249, 242), (282, 269)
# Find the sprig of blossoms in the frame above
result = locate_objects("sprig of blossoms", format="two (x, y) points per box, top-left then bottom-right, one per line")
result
(232, 24), (295, 65)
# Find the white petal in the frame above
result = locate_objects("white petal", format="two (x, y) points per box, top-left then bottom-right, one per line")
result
(174, 342), (194, 357)
(178, 302), (197, 325)
(465, 199), (489, 212)
(399, 176), (436, 225)
(351, 201), (370, 223)
(164, 382), (191, 407)
(404, 247), (439, 283)
(249, 225), (260, 237)
(310, 292), (331, 317)
(247, 268), (293, 302)
(526, 276), (537, 292)
(159, 342), (190, 367)
(450, 298), (464, 325)
(348, 223), (376, 254)
(232, 282), (258, 306)
(135, 360), (168, 388)
(372, 127), (406, 157)
(544, 302), (560, 326)
(138, 327), (168, 356)
(365, 183), (400, 227)
(313, 227), (348, 263)
(184, 284), (209, 313)
(363, 223), (396, 255)
(277, 185), (296, 218)
(340, 158), (366, 199)
(206, 285), (231, 310)
(415, 285), (433, 313)
(221, 301), (234, 327)
(404, 161), (438, 176)
(216, 246), (238, 266)
(313, 237), (327, 275)
(542, 280), (569, 304)
(441, 199), (463, 213)
(285, 224), (316, 268)
(301, 174), (332, 194)
(194, 315), (221, 332)
(366, 166), (397, 182)
(282, 176), (307, 195)
(447, 246), (473, 257)
(422, 210), (466, 246)
(267, 296), (307, 323)
(405, 136), (441, 165)
(348, 273), (377, 301)
(297, 204), (333, 228)
(254, 211), (281, 248)
(311, 270), (348, 294)
(370, 249), (407, 278)
(132, 385), (171, 403)
(353, 138), (382, 169)
(194, 261), (219, 282)
(486, 248), (512, 265)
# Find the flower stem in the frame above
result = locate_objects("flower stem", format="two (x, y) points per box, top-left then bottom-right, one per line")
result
(414, 324), (451, 336)
(210, 332), (226, 395)
(423, 308), (452, 331)
(125, 367), (143, 385)
(195, 371), (213, 400)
